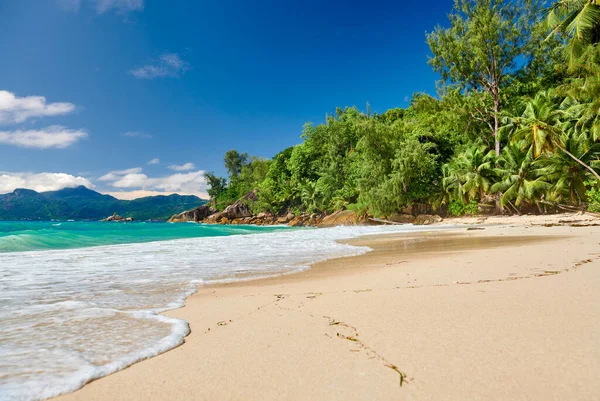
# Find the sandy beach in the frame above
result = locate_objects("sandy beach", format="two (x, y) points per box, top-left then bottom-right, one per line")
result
(57, 214), (600, 401)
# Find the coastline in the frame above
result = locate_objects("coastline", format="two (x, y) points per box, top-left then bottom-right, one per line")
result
(56, 213), (600, 401)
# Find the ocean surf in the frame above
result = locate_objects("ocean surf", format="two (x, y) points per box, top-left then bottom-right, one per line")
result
(0, 222), (451, 401)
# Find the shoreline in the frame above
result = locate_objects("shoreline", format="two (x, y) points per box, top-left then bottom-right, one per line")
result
(56, 213), (600, 401)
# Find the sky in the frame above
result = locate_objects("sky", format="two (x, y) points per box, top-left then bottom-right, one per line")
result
(0, 0), (452, 199)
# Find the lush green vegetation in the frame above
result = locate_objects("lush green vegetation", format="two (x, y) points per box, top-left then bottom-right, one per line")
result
(206, 0), (600, 217)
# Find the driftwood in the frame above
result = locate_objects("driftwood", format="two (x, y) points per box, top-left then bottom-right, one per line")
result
(538, 201), (600, 219)
(368, 217), (406, 225)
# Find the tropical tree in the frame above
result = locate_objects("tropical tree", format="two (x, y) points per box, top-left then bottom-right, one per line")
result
(491, 142), (551, 208)
(559, 45), (600, 140)
(427, 0), (544, 155)
(204, 172), (227, 200)
(502, 92), (562, 158)
(299, 180), (325, 213)
(502, 92), (600, 180)
(537, 131), (600, 203)
(443, 143), (497, 202)
(223, 149), (249, 180)
(545, 0), (600, 67)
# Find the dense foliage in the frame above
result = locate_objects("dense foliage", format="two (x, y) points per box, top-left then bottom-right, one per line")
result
(207, 0), (600, 217)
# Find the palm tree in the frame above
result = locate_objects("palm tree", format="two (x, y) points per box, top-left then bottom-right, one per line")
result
(505, 92), (562, 158)
(443, 144), (497, 202)
(503, 92), (600, 181)
(546, 0), (600, 67)
(491, 142), (552, 209)
(536, 131), (600, 203)
(560, 46), (600, 141)
(300, 180), (325, 213)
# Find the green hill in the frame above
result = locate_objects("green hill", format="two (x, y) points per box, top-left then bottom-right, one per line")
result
(0, 186), (207, 221)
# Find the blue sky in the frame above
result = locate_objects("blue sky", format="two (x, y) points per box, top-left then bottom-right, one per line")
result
(0, 0), (452, 199)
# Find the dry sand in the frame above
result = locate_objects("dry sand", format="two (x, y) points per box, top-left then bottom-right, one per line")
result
(57, 214), (600, 401)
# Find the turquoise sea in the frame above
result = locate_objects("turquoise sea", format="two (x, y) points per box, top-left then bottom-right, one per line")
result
(0, 221), (290, 253)
(0, 221), (450, 401)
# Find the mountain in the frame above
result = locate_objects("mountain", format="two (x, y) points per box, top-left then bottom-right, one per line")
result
(0, 186), (207, 221)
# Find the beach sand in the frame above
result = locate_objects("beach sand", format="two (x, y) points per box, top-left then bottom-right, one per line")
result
(57, 214), (600, 401)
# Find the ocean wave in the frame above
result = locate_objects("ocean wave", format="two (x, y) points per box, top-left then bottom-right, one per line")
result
(0, 224), (452, 401)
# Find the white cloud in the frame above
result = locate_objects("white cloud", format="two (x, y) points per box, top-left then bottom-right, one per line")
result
(0, 172), (93, 194)
(96, 0), (143, 13)
(99, 167), (208, 196)
(147, 158), (160, 165)
(130, 53), (190, 79)
(98, 167), (143, 181)
(57, 0), (81, 11)
(58, 0), (142, 14)
(0, 126), (88, 149)
(0, 90), (76, 124)
(111, 173), (148, 188)
(122, 131), (151, 139)
(106, 190), (206, 200)
(168, 162), (195, 171)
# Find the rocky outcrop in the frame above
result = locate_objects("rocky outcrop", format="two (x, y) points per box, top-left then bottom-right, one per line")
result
(101, 214), (133, 222)
(288, 213), (322, 227)
(386, 213), (415, 224)
(168, 204), (216, 223)
(204, 211), (227, 224)
(222, 191), (257, 219)
(413, 214), (443, 225)
(402, 203), (435, 216)
(317, 210), (374, 228)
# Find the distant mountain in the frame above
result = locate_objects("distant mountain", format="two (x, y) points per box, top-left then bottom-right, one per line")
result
(0, 186), (207, 221)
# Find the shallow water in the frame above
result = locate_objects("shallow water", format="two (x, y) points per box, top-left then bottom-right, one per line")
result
(0, 222), (452, 401)
(0, 221), (290, 253)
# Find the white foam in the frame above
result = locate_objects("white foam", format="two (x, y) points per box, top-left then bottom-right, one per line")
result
(0, 224), (452, 401)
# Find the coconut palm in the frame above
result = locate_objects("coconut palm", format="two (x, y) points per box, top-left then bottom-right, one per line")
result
(505, 92), (562, 158)
(536, 131), (600, 203)
(546, 0), (600, 67)
(560, 46), (600, 141)
(443, 144), (497, 202)
(503, 92), (600, 181)
(300, 180), (326, 213)
(491, 142), (552, 208)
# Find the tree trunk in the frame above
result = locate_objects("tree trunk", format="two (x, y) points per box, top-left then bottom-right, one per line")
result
(493, 96), (500, 156)
(556, 143), (600, 182)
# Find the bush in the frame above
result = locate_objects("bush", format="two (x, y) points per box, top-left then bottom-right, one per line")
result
(585, 181), (600, 213)
(347, 201), (370, 218)
(448, 199), (479, 216)
(464, 200), (479, 215)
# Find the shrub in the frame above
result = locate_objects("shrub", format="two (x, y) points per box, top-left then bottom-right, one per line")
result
(464, 200), (479, 215)
(585, 181), (600, 213)
(448, 199), (479, 216)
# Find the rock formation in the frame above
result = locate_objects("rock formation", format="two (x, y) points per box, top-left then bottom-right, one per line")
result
(317, 210), (374, 228)
(101, 214), (134, 222)
(386, 213), (416, 224)
(168, 204), (217, 223)
(167, 190), (444, 228)
(413, 214), (443, 225)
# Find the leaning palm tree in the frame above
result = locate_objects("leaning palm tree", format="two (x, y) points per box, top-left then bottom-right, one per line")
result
(491, 142), (552, 209)
(536, 131), (600, 203)
(545, 0), (600, 68)
(503, 92), (600, 181)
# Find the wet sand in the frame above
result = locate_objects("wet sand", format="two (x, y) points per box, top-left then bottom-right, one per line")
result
(57, 214), (600, 401)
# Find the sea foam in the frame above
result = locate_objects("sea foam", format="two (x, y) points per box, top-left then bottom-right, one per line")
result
(0, 224), (449, 401)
